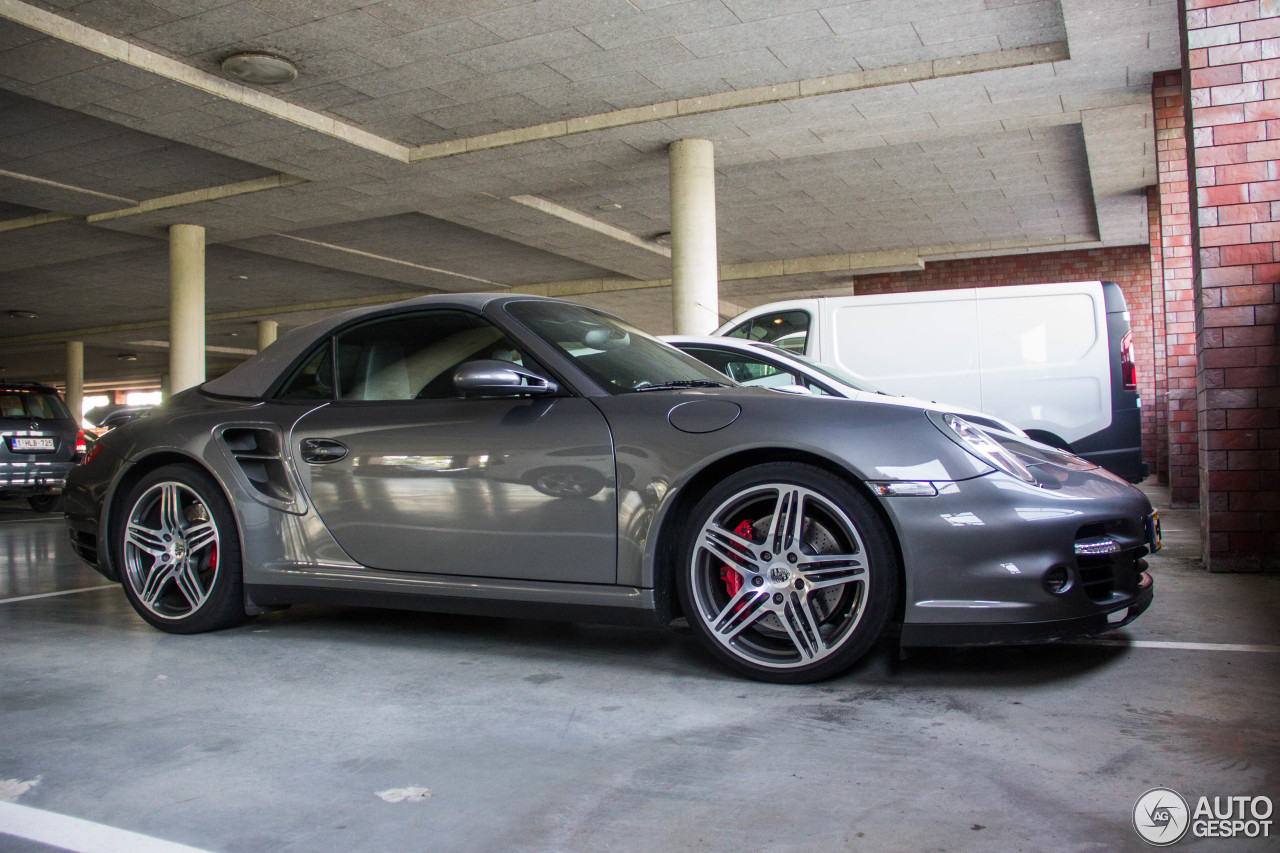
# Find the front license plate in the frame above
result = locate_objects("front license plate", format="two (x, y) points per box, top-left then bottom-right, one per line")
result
(1145, 511), (1161, 553)
(10, 437), (55, 452)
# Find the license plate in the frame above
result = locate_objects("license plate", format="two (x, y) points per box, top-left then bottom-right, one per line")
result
(10, 437), (54, 451)
(1145, 511), (1161, 553)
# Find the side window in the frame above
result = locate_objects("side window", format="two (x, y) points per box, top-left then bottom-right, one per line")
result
(334, 310), (533, 401)
(723, 355), (802, 389)
(724, 310), (811, 353)
(277, 345), (334, 400)
(682, 347), (809, 390)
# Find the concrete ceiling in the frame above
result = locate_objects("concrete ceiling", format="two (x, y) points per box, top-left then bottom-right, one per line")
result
(0, 0), (1180, 388)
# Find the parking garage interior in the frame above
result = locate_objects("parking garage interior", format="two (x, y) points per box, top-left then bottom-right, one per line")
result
(1, 1), (1278, 850)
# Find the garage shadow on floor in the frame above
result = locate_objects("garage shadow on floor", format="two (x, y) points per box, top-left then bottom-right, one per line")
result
(219, 604), (1132, 687)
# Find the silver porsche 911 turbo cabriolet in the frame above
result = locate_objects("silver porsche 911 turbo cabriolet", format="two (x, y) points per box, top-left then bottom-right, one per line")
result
(64, 294), (1158, 682)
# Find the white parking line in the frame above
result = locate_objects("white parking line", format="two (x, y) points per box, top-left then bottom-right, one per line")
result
(0, 584), (117, 605)
(1077, 638), (1280, 654)
(0, 801), (216, 853)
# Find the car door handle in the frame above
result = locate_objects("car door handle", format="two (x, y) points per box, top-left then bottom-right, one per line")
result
(300, 438), (348, 464)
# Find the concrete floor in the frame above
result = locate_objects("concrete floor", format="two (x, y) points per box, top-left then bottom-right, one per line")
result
(1, 486), (1277, 853)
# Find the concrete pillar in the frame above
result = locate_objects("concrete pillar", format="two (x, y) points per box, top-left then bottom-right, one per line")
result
(256, 319), (278, 352)
(65, 340), (83, 426)
(169, 224), (205, 393)
(669, 138), (720, 334)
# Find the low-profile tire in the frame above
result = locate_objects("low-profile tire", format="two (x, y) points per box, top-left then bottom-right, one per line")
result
(27, 494), (61, 513)
(113, 464), (247, 634)
(676, 462), (896, 683)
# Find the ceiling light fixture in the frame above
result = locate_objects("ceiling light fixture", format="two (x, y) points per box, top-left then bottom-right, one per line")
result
(7, 310), (38, 319)
(597, 203), (622, 210)
(115, 352), (138, 361)
(650, 232), (672, 246)
(220, 52), (298, 85)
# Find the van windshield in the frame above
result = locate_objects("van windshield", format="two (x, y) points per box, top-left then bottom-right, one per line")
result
(724, 310), (810, 353)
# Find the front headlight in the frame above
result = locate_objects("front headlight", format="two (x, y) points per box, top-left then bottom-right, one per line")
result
(939, 414), (1034, 482)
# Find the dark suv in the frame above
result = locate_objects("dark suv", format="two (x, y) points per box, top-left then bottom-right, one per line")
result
(0, 382), (84, 511)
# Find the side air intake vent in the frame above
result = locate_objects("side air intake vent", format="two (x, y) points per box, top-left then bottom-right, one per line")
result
(217, 426), (303, 513)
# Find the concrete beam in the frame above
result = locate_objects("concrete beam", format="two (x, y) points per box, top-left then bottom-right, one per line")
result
(0, 0), (408, 161)
(87, 175), (308, 224)
(229, 233), (506, 292)
(1080, 103), (1157, 246)
(0, 238), (1106, 348)
(508, 195), (670, 259)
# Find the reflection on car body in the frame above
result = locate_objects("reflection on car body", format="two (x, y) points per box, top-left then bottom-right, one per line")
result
(66, 294), (1156, 682)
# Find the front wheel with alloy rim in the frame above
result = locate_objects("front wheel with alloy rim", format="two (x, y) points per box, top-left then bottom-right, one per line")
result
(114, 464), (247, 633)
(676, 463), (896, 683)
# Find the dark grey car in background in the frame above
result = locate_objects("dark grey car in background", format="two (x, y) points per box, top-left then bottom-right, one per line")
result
(1, 382), (83, 511)
(64, 295), (1158, 682)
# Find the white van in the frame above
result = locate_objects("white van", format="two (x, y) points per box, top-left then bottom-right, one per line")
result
(715, 281), (1145, 482)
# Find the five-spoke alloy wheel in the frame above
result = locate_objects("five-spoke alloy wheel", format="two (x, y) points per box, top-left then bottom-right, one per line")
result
(677, 463), (895, 683)
(115, 464), (246, 633)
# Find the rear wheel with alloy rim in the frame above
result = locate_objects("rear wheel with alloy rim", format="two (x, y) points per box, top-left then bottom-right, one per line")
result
(115, 464), (247, 633)
(676, 463), (896, 683)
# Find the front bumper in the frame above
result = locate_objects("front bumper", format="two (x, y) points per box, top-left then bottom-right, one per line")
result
(874, 465), (1157, 647)
(901, 572), (1153, 646)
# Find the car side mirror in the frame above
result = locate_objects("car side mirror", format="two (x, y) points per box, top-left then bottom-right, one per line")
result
(453, 360), (559, 397)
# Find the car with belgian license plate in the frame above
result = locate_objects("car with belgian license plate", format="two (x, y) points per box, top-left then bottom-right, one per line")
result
(1, 382), (84, 511)
(64, 295), (1158, 682)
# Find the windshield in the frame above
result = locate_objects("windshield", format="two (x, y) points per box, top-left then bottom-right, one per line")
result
(506, 301), (734, 394)
(0, 390), (72, 420)
(752, 343), (892, 394)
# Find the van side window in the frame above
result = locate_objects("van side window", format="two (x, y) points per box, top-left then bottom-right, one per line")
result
(724, 310), (811, 353)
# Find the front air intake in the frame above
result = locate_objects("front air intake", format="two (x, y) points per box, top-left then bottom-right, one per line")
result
(1073, 523), (1146, 603)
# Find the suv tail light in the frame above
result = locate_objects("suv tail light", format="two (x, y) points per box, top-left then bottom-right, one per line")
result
(1120, 330), (1136, 392)
(75, 428), (87, 457)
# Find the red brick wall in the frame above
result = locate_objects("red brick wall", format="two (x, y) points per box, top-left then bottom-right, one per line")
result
(847, 246), (1161, 474)
(1186, 0), (1280, 571)
(1147, 186), (1170, 483)
(1153, 70), (1201, 508)
(848, 247), (1153, 298)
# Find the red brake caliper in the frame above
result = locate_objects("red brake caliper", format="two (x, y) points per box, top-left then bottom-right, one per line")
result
(719, 519), (754, 598)
(208, 543), (218, 573)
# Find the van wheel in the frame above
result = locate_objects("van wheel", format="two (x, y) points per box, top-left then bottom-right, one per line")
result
(676, 463), (896, 683)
